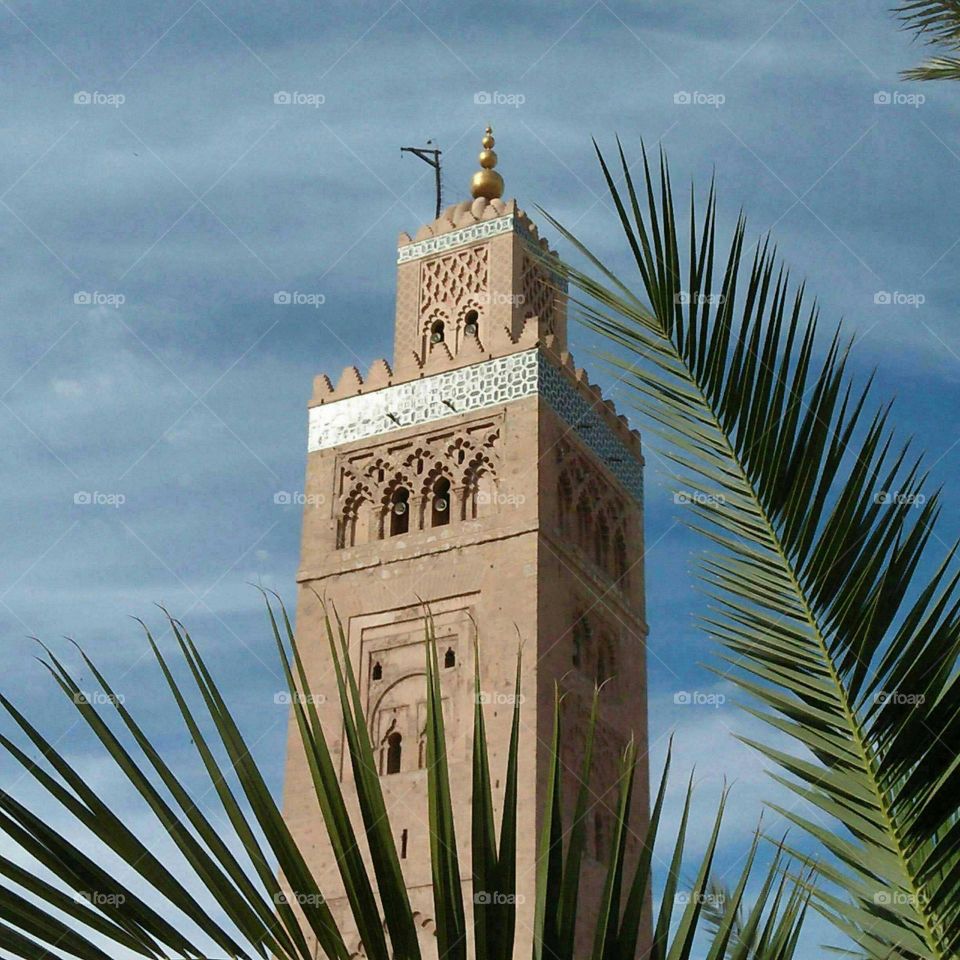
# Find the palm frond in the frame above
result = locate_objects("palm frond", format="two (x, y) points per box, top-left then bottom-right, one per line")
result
(541, 141), (960, 959)
(0, 598), (811, 959)
(895, 1), (960, 79)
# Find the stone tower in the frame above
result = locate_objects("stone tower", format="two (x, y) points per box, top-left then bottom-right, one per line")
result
(282, 129), (650, 959)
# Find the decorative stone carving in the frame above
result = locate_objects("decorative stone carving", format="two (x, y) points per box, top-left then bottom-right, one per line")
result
(397, 215), (514, 264)
(520, 250), (556, 331)
(420, 246), (489, 318)
(308, 350), (643, 504)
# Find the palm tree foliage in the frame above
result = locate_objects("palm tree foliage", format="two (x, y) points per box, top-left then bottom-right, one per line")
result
(895, 1), (960, 80)
(540, 143), (960, 959)
(0, 599), (809, 960)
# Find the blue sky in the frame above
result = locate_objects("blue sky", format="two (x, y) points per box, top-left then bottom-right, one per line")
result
(1, 1), (959, 956)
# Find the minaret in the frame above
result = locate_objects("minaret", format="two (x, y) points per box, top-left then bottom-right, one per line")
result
(282, 129), (650, 959)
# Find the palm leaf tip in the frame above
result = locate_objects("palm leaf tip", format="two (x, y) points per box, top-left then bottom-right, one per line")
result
(546, 139), (960, 959)
(895, 1), (960, 79)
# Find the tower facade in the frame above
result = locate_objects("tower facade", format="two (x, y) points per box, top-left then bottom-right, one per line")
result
(282, 130), (650, 959)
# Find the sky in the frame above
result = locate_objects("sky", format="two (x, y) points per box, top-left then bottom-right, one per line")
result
(2, 0), (959, 957)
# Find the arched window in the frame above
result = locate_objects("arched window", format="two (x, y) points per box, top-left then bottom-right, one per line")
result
(371, 661), (382, 681)
(576, 496), (593, 548)
(594, 811), (607, 861)
(430, 319), (445, 344)
(463, 466), (482, 520)
(597, 635), (617, 685)
(572, 614), (591, 670)
(595, 513), (610, 570)
(613, 531), (628, 587)
(444, 647), (456, 668)
(336, 515), (350, 550)
(558, 474), (573, 534)
(337, 493), (367, 548)
(463, 309), (479, 337)
(389, 487), (410, 537)
(431, 477), (451, 527)
(385, 731), (402, 775)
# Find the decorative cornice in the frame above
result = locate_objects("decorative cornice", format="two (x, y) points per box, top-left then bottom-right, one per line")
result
(307, 349), (643, 503)
(397, 215), (516, 263)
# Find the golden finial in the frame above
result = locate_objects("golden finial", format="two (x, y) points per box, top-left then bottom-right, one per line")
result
(470, 125), (504, 200)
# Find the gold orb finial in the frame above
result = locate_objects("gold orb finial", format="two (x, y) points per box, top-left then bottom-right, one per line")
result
(470, 125), (504, 200)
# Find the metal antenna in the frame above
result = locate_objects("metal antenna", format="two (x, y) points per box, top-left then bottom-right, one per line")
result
(401, 140), (442, 219)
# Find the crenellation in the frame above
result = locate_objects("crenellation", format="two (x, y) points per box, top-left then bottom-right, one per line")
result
(313, 373), (334, 399)
(365, 358), (393, 389)
(335, 365), (363, 395)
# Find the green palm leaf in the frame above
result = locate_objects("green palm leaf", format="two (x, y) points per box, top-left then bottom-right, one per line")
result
(0, 598), (810, 959)
(895, 2), (960, 80)
(541, 141), (960, 958)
